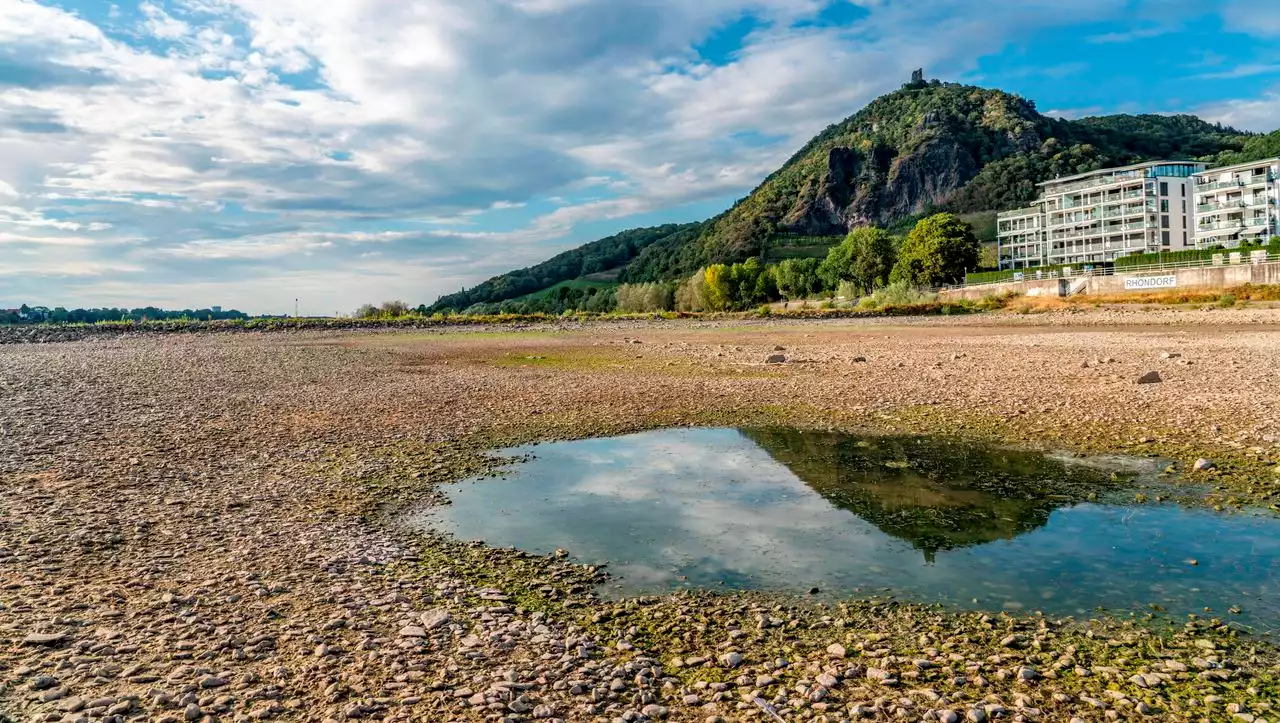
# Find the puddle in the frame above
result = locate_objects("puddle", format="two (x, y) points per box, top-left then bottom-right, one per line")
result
(406, 427), (1280, 632)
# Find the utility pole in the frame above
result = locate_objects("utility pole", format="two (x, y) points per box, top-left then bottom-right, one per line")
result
(295, 298), (299, 318)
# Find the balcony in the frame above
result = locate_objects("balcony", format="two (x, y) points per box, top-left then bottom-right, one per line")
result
(1197, 201), (1246, 213)
(1196, 179), (1245, 191)
(1198, 218), (1271, 233)
(1242, 174), (1274, 188)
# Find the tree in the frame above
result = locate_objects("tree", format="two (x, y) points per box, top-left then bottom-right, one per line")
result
(774, 258), (821, 299)
(819, 227), (896, 296)
(704, 264), (733, 311)
(889, 213), (980, 287)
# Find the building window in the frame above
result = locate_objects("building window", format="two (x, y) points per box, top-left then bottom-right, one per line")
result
(1162, 231), (1170, 246)
(1181, 199), (1186, 213)
(1183, 231), (1188, 246)
(1160, 199), (1169, 212)
(1161, 215), (1170, 228)
(1160, 182), (1169, 196)
(1181, 185), (1186, 197)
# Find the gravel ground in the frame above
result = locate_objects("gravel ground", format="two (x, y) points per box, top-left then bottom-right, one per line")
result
(3, 308), (1280, 723)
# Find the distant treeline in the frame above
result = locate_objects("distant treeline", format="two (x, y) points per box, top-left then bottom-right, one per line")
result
(1, 304), (250, 325)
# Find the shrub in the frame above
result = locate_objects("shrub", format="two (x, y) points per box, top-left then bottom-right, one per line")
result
(860, 281), (940, 309)
(1218, 294), (1237, 308)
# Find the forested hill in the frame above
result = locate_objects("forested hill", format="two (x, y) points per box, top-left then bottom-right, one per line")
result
(657, 81), (1252, 281)
(427, 223), (700, 313)
(430, 78), (1272, 304)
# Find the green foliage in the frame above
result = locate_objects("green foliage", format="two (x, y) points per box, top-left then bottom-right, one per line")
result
(674, 269), (712, 312)
(356, 301), (412, 319)
(1209, 130), (1280, 166)
(0, 304), (250, 325)
(889, 213), (980, 287)
(615, 283), (674, 313)
(855, 281), (940, 310)
(818, 227), (897, 296)
(774, 258), (822, 299)
(1218, 294), (1237, 308)
(1114, 237), (1280, 269)
(428, 223), (697, 312)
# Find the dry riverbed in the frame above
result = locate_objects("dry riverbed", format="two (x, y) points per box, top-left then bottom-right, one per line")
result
(3, 308), (1280, 723)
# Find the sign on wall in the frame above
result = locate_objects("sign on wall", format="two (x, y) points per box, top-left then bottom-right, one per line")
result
(1123, 275), (1177, 290)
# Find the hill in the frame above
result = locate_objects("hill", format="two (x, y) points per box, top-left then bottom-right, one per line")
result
(430, 77), (1270, 304)
(427, 223), (698, 313)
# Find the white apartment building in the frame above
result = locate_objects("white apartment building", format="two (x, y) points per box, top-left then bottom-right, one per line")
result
(997, 161), (1204, 270)
(1192, 159), (1279, 248)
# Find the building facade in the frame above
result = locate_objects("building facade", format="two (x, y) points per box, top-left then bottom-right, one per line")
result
(997, 161), (1204, 270)
(1192, 159), (1280, 248)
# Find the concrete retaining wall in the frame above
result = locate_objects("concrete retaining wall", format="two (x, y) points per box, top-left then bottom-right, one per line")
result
(944, 261), (1280, 300)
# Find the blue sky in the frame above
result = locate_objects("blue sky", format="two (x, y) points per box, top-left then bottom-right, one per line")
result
(1, 0), (1278, 314)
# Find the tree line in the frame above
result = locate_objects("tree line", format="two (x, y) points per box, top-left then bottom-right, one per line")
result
(423, 213), (980, 315)
(0, 305), (250, 325)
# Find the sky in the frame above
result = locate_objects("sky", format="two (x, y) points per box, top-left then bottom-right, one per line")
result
(1, 0), (1279, 315)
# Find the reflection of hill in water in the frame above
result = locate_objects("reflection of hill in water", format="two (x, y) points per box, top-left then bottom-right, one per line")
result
(741, 428), (1111, 561)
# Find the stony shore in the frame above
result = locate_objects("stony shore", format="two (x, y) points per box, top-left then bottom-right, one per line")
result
(3, 308), (1280, 722)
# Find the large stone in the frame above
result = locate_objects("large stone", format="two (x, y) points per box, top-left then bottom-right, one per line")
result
(419, 608), (450, 630)
(22, 632), (68, 646)
(826, 643), (847, 658)
(398, 626), (427, 638)
(765, 354), (786, 364)
(1193, 458), (1216, 471)
(1137, 371), (1162, 384)
(720, 652), (744, 668)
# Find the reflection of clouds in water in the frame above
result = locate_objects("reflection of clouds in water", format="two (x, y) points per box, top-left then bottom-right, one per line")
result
(537, 428), (906, 588)
(422, 429), (1280, 629)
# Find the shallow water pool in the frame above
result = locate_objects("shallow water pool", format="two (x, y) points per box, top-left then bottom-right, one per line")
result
(407, 427), (1280, 632)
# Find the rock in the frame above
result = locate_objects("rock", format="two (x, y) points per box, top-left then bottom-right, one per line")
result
(30, 675), (58, 690)
(967, 708), (987, 722)
(1017, 666), (1038, 681)
(184, 704), (203, 722)
(765, 354), (786, 364)
(1137, 701), (1156, 715)
(816, 673), (838, 688)
(419, 608), (451, 630)
(1161, 351), (1181, 359)
(56, 697), (85, 712)
(1000, 634), (1025, 649)
(755, 675), (776, 687)
(1194, 458), (1216, 471)
(853, 356), (867, 362)
(826, 643), (847, 658)
(1137, 371), (1162, 384)
(398, 626), (427, 638)
(938, 712), (959, 723)
(199, 676), (228, 688)
(773, 345), (785, 351)
(22, 632), (68, 646)
(720, 652), (744, 668)
(641, 704), (668, 719)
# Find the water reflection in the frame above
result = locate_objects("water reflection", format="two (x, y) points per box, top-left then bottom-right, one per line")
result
(407, 427), (1280, 630)
(742, 428), (1103, 561)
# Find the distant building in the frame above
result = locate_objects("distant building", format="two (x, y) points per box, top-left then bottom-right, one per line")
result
(996, 160), (1204, 269)
(1191, 159), (1279, 248)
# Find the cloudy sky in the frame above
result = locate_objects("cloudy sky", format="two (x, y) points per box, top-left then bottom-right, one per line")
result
(2, 0), (1278, 314)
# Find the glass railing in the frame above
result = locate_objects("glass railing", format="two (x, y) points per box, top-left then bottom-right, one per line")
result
(1242, 174), (1274, 187)
(1196, 179), (1245, 191)
(1198, 201), (1247, 212)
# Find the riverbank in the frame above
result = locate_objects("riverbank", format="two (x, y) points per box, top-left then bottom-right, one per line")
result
(2, 310), (1279, 722)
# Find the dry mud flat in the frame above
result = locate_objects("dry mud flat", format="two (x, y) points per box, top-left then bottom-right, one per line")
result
(2, 308), (1280, 723)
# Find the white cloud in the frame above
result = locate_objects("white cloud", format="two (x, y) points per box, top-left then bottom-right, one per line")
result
(1194, 88), (1280, 133)
(0, 0), (1271, 312)
(1221, 0), (1280, 37)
